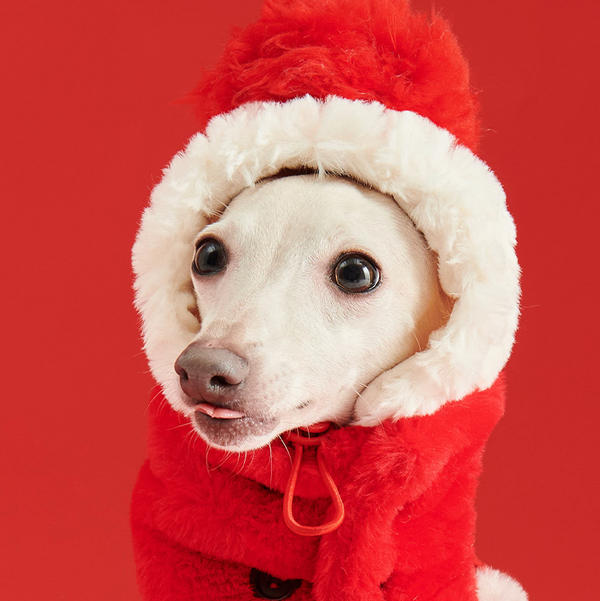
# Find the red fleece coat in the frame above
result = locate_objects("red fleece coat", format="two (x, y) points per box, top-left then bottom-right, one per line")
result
(131, 378), (505, 600)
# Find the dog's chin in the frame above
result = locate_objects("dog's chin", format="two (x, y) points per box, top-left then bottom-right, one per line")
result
(191, 411), (281, 452)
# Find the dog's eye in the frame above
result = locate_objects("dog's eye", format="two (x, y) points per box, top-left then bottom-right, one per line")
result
(333, 254), (380, 293)
(193, 238), (227, 275)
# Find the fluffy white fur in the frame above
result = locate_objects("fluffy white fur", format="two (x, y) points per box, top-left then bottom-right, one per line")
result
(132, 95), (520, 424)
(476, 567), (528, 601)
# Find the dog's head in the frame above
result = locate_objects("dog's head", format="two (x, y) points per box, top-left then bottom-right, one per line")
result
(133, 98), (520, 452)
(172, 174), (449, 450)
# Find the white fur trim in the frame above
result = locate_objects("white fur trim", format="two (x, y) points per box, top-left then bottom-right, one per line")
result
(132, 96), (520, 423)
(476, 566), (528, 601)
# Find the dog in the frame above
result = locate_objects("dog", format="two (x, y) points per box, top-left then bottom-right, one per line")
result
(130, 2), (525, 593)
(172, 173), (450, 452)
(131, 113), (525, 596)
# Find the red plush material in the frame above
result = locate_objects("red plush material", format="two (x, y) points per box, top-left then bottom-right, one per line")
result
(186, 0), (480, 151)
(131, 377), (505, 600)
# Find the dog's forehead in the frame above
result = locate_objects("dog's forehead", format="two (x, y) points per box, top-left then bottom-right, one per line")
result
(206, 175), (413, 250)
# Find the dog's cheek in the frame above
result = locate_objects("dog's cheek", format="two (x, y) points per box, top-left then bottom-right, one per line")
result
(300, 351), (363, 421)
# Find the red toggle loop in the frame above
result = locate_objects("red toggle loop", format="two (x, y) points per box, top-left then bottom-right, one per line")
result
(282, 423), (345, 536)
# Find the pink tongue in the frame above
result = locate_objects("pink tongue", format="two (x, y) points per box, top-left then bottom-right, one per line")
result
(195, 403), (245, 419)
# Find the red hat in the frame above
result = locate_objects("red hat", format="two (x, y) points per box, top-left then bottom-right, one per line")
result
(189, 0), (480, 151)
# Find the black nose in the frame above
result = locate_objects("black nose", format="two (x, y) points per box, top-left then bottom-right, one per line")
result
(174, 343), (249, 403)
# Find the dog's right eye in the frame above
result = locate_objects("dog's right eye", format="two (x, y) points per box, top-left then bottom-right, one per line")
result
(192, 238), (227, 275)
(333, 253), (380, 293)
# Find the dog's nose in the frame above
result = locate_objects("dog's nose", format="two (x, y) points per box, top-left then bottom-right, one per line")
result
(174, 343), (249, 403)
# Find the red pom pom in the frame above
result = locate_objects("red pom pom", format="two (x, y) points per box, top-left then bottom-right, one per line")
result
(187, 0), (480, 151)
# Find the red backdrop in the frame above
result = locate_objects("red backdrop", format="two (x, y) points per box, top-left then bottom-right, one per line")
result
(1, 1), (598, 599)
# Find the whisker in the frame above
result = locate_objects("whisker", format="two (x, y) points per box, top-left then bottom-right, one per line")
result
(142, 388), (169, 417)
(232, 451), (245, 476)
(247, 449), (257, 471)
(231, 451), (242, 474)
(277, 434), (293, 466)
(212, 450), (234, 472)
(166, 421), (193, 432)
(413, 331), (423, 352)
(205, 444), (212, 476)
(239, 450), (249, 474)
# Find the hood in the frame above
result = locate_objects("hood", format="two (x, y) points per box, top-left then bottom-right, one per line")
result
(132, 0), (520, 425)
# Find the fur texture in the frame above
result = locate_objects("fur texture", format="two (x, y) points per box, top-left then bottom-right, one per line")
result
(132, 97), (520, 424)
(131, 379), (518, 600)
(476, 567), (528, 601)
(187, 0), (480, 151)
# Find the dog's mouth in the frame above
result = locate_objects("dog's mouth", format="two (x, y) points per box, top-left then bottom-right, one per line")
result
(189, 398), (279, 450)
(194, 402), (246, 420)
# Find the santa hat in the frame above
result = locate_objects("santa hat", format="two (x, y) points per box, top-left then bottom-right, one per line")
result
(132, 0), (520, 424)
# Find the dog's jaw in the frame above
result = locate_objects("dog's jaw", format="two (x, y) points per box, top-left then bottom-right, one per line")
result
(191, 410), (281, 451)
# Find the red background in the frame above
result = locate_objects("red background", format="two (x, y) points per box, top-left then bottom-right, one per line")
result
(1, 0), (598, 599)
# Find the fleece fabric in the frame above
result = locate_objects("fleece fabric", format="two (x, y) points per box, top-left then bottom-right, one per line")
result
(131, 377), (505, 600)
(188, 0), (479, 152)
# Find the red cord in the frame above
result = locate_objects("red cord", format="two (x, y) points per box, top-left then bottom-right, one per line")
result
(282, 423), (345, 536)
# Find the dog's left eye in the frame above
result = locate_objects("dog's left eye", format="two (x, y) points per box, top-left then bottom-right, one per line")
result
(333, 254), (380, 293)
(193, 238), (227, 275)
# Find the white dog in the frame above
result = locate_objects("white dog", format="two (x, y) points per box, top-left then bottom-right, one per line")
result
(131, 97), (525, 601)
(172, 173), (450, 452)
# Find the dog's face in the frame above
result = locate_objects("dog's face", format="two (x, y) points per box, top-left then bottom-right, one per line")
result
(173, 175), (448, 451)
